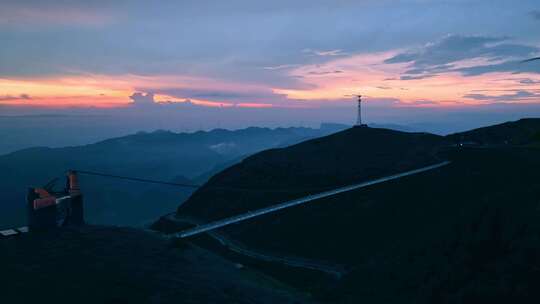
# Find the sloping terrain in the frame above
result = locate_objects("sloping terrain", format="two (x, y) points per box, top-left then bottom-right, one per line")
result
(179, 127), (446, 220)
(212, 147), (540, 303)
(0, 125), (342, 228)
(446, 118), (540, 145)
(0, 226), (312, 304)
(171, 119), (540, 303)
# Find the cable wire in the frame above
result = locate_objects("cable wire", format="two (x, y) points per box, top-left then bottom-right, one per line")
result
(71, 169), (360, 193)
(73, 170), (202, 189)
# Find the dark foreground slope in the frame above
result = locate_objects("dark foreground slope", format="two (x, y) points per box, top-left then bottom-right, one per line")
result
(215, 147), (540, 303)
(0, 226), (312, 304)
(172, 119), (540, 303)
(180, 127), (446, 220)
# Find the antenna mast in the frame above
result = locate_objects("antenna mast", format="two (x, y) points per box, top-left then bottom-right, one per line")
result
(356, 95), (362, 126)
(344, 93), (368, 127)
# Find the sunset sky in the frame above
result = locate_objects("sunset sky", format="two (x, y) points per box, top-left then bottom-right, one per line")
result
(1, 1), (539, 118)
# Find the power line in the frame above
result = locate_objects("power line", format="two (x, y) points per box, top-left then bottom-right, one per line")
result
(73, 170), (202, 189)
(72, 169), (321, 193)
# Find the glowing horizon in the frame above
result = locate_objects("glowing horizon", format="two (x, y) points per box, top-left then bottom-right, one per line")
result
(2, 49), (539, 109)
(1, 1), (539, 113)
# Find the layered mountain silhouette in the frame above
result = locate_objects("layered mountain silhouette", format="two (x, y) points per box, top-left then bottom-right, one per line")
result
(3, 118), (540, 303)
(0, 124), (346, 228)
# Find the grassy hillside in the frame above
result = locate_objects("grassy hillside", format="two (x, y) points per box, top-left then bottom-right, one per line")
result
(532, 131), (540, 146)
(212, 147), (540, 302)
(172, 119), (540, 303)
(446, 118), (540, 145)
(180, 127), (446, 221)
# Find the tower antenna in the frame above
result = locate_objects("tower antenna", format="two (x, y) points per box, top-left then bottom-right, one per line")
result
(344, 94), (368, 128)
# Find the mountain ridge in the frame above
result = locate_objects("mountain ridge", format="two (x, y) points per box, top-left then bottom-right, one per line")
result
(178, 126), (448, 220)
(169, 118), (540, 303)
(0, 125), (345, 228)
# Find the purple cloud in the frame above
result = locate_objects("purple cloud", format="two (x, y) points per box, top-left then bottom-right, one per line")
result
(464, 90), (540, 102)
(129, 92), (155, 105)
(0, 94), (31, 101)
(385, 35), (539, 78)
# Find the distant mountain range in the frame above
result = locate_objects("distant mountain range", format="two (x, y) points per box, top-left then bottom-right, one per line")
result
(173, 118), (540, 303)
(0, 124), (347, 228)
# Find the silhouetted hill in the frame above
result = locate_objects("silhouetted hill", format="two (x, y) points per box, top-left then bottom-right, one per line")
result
(0, 126), (340, 228)
(368, 123), (418, 132)
(446, 118), (540, 145)
(533, 131), (540, 145)
(179, 127), (446, 220)
(172, 119), (540, 303)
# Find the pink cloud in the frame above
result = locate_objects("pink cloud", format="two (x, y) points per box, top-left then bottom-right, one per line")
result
(272, 50), (540, 107)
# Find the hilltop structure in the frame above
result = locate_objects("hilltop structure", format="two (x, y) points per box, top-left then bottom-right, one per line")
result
(354, 95), (368, 128)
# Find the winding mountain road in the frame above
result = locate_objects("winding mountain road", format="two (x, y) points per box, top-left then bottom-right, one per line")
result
(175, 161), (451, 239)
(164, 215), (348, 278)
(162, 161), (451, 276)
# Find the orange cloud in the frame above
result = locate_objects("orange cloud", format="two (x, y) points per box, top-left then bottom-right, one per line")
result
(0, 77), (128, 107)
(0, 74), (272, 108)
(236, 103), (273, 108)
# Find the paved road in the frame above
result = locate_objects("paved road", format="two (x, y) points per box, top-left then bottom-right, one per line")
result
(176, 161), (451, 239)
(164, 215), (348, 278)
